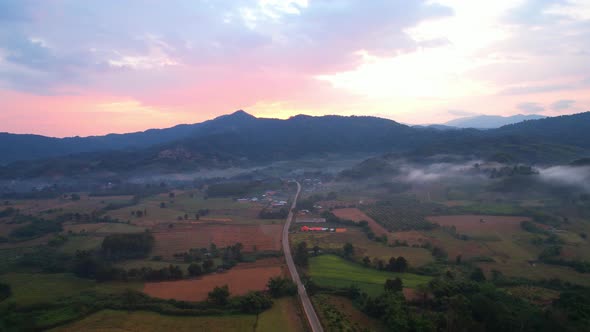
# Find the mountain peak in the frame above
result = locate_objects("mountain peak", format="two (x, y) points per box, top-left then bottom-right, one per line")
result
(229, 110), (256, 119)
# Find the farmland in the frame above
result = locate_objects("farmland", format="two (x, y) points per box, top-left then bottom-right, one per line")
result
(0, 272), (141, 305)
(362, 200), (437, 231)
(143, 259), (284, 301)
(151, 223), (283, 258)
(51, 310), (258, 332)
(52, 299), (305, 332)
(313, 294), (386, 332)
(291, 227), (434, 267)
(426, 214), (531, 234)
(332, 207), (389, 237)
(308, 255), (431, 296)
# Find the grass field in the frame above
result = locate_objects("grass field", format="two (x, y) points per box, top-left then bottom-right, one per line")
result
(51, 298), (304, 332)
(313, 294), (386, 332)
(292, 228), (434, 267)
(257, 297), (306, 332)
(0, 273), (141, 305)
(308, 255), (431, 296)
(50, 310), (258, 332)
(58, 235), (104, 254)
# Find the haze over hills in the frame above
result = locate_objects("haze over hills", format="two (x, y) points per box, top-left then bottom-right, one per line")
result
(1, 110), (589, 179)
(444, 114), (547, 129)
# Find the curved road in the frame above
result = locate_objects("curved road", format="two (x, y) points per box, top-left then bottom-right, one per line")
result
(283, 181), (324, 332)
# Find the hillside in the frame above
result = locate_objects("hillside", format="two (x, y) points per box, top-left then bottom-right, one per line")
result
(1, 111), (589, 179)
(444, 114), (546, 129)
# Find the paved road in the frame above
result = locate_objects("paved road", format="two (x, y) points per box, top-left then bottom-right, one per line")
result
(283, 181), (324, 332)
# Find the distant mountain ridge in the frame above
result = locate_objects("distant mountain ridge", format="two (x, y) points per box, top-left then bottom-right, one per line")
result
(0, 110), (259, 164)
(0, 110), (589, 178)
(444, 114), (547, 128)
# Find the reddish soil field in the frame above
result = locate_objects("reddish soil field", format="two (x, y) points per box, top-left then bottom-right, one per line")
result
(332, 208), (389, 237)
(143, 259), (283, 302)
(426, 215), (531, 233)
(151, 224), (283, 257)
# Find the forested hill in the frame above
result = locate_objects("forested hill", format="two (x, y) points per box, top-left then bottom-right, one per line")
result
(0, 111), (589, 178)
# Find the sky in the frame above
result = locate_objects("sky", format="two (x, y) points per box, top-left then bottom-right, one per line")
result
(0, 0), (589, 137)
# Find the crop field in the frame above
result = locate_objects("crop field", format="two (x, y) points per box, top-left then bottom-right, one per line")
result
(256, 297), (306, 332)
(151, 224), (283, 258)
(0, 233), (53, 249)
(313, 294), (386, 332)
(332, 208), (389, 237)
(51, 310), (258, 332)
(52, 301), (304, 332)
(143, 259), (284, 302)
(291, 228), (434, 267)
(104, 192), (271, 226)
(63, 222), (146, 234)
(426, 215), (531, 234)
(0, 272), (141, 305)
(58, 235), (104, 254)
(114, 259), (192, 271)
(308, 255), (431, 296)
(363, 203), (434, 232)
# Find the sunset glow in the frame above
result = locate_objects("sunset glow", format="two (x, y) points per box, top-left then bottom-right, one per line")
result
(1, 0), (589, 136)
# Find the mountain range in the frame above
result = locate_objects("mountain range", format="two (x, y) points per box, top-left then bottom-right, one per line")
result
(0, 110), (589, 179)
(443, 114), (546, 129)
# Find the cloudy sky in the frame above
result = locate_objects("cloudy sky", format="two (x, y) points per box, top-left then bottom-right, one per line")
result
(1, 0), (589, 137)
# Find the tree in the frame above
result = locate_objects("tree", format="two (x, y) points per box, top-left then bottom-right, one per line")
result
(267, 276), (297, 298)
(385, 277), (403, 293)
(395, 256), (408, 272)
(470, 267), (486, 282)
(240, 292), (273, 314)
(208, 285), (230, 305)
(160, 202), (166, 208)
(312, 245), (320, 256)
(363, 256), (371, 266)
(202, 259), (214, 271)
(0, 282), (12, 301)
(456, 254), (462, 265)
(343, 242), (354, 259)
(188, 263), (202, 276)
(294, 241), (308, 267)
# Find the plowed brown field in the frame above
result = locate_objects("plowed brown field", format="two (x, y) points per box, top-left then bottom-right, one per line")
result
(143, 259), (283, 302)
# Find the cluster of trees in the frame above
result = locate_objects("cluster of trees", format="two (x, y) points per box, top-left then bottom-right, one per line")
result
(0, 207), (17, 218)
(101, 232), (155, 260)
(206, 181), (261, 197)
(345, 271), (589, 332)
(267, 277), (297, 297)
(130, 209), (147, 217)
(259, 207), (288, 219)
(367, 256), (409, 272)
(9, 217), (62, 240)
(0, 285), (278, 331)
(297, 192), (338, 211)
(0, 282), (11, 301)
(294, 241), (309, 267)
(73, 250), (185, 282)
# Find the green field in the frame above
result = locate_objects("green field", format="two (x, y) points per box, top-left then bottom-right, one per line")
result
(58, 236), (104, 254)
(0, 273), (141, 305)
(256, 297), (305, 332)
(292, 228), (434, 267)
(308, 255), (431, 296)
(50, 310), (257, 332)
(51, 298), (304, 332)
